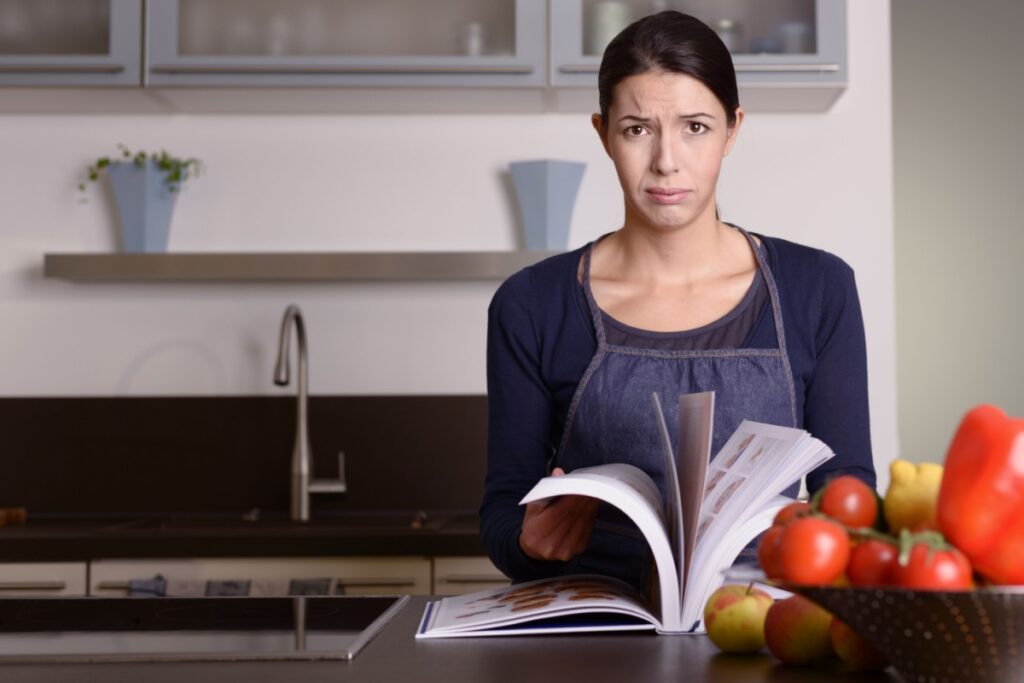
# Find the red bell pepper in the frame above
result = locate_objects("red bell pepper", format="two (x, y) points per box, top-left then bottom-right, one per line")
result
(938, 404), (1024, 585)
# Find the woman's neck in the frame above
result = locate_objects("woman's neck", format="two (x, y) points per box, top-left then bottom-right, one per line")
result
(599, 214), (743, 287)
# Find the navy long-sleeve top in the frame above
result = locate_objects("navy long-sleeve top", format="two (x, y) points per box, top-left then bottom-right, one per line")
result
(480, 233), (875, 582)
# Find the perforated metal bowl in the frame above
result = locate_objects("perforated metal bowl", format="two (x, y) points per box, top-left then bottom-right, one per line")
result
(793, 585), (1024, 683)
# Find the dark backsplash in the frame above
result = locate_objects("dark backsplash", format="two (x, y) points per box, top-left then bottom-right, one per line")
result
(0, 396), (487, 518)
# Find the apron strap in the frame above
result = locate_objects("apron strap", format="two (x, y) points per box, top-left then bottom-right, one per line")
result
(736, 226), (799, 428)
(580, 243), (608, 349)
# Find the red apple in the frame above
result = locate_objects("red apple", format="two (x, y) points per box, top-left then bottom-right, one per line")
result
(829, 617), (889, 671)
(703, 583), (774, 653)
(763, 595), (833, 665)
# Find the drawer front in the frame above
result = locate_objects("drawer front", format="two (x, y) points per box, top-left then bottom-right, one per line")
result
(0, 562), (88, 596)
(433, 556), (509, 596)
(90, 556), (432, 596)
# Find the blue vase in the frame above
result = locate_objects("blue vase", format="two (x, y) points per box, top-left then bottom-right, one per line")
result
(105, 161), (179, 253)
(509, 159), (586, 251)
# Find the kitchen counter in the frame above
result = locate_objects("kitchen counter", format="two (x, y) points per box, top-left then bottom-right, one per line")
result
(0, 512), (484, 561)
(0, 596), (901, 682)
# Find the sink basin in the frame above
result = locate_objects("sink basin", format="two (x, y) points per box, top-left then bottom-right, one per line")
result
(0, 595), (408, 662)
(97, 511), (454, 535)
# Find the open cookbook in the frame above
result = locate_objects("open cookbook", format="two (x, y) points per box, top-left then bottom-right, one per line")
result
(416, 392), (835, 638)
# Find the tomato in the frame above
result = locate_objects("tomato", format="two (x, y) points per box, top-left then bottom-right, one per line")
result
(757, 525), (785, 579)
(819, 475), (878, 529)
(846, 539), (897, 587)
(773, 501), (812, 527)
(891, 543), (973, 590)
(778, 516), (850, 585)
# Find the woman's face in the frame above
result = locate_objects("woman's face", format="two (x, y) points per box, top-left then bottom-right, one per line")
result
(594, 70), (743, 233)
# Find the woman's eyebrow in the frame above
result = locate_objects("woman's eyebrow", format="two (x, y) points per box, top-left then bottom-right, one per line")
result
(616, 112), (716, 123)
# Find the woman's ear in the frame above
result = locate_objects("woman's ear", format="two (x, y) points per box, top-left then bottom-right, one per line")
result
(723, 106), (745, 157)
(592, 113), (611, 156)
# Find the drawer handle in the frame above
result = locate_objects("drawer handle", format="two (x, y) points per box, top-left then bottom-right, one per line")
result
(0, 63), (126, 74)
(437, 574), (508, 585)
(335, 577), (417, 588)
(95, 580), (131, 592)
(150, 63), (534, 76)
(97, 578), (419, 590)
(0, 581), (67, 591)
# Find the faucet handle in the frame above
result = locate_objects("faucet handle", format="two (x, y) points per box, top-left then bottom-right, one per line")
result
(309, 451), (347, 495)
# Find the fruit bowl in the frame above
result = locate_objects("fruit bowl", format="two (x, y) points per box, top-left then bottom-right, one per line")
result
(790, 584), (1024, 683)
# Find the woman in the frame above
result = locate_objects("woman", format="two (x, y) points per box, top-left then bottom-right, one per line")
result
(481, 11), (875, 592)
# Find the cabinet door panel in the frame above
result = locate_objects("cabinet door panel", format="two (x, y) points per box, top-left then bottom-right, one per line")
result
(147, 0), (545, 87)
(0, 0), (142, 86)
(550, 0), (846, 110)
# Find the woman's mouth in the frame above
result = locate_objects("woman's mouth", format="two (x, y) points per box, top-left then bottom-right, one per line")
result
(646, 187), (691, 205)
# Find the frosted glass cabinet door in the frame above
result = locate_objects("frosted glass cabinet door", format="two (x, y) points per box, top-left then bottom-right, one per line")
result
(146, 0), (546, 87)
(0, 0), (142, 86)
(550, 0), (846, 109)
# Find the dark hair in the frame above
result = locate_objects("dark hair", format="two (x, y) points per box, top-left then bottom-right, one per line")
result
(598, 11), (739, 126)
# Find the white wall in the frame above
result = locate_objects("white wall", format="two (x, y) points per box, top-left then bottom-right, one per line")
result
(892, 0), (1024, 462)
(0, 3), (897, 485)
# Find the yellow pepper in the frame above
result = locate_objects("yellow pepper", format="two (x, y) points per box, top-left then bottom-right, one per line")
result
(884, 460), (943, 533)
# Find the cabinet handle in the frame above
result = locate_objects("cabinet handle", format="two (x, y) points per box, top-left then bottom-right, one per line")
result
(558, 64), (600, 74)
(734, 64), (841, 73)
(0, 63), (125, 74)
(150, 63), (534, 76)
(436, 574), (508, 585)
(560, 63), (840, 74)
(0, 581), (67, 591)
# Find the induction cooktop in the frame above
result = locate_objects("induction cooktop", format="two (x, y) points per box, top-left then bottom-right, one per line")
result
(0, 595), (408, 662)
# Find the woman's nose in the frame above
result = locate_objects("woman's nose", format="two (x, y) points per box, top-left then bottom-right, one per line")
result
(651, 135), (679, 175)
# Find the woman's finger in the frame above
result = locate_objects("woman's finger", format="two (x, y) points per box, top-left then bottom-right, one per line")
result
(562, 498), (600, 556)
(522, 495), (598, 561)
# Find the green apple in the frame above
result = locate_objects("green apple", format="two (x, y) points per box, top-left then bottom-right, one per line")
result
(703, 583), (774, 653)
(764, 595), (834, 665)
(830, 616), (889, 671)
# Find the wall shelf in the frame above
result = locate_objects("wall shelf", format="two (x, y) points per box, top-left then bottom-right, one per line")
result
(43, 251), (558, 282)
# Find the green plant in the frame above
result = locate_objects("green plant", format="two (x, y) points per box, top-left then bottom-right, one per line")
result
(79, 144), (202, 194)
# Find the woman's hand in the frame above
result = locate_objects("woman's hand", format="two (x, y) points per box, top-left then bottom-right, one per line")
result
(518, 468), (599, 562)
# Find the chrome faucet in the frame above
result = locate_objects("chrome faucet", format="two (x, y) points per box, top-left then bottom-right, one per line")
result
(274, 304), (346, 522)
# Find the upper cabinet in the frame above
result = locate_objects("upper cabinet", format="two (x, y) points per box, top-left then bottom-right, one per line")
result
(550, 0), (846, 110)
(0, 0), (142, 86)
(0, 0), (847, 109)
(145, 0), (547, 87)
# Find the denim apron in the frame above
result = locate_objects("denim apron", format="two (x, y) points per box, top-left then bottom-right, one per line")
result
(555, 228), (798, 591)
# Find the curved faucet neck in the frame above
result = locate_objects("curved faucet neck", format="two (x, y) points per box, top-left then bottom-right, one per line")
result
(275, 305), (309, 400)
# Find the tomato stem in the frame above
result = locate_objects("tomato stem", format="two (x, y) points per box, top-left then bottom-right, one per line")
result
(897, 528), (957, 566)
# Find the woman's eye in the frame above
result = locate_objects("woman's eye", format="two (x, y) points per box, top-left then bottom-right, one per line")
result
(624, 125), (646, 136)
(686, 122), (708, 135)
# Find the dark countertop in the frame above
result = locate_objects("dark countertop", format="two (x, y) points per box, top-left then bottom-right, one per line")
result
(0, 596), (902, 683)
(0, 511), (485, 561)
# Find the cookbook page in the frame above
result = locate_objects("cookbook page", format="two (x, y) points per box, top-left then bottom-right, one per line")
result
(650, 392), (685, 601)
(416, 575), (659, 638)
(520, 463), (685, 631)
(673, 392), (715, 597)
(696, 421), (809, 546)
